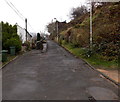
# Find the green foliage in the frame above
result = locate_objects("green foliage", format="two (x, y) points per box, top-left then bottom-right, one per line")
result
(2, 22), (22, 53)
(92, 3), (120, 61)
(61, 40), (67, 45)
(62, 41), (84, 57)
(58, 2), (120, 69)
(62, 41), (118, 69)
(2, 54), (16, 66)
(82, 48), (95, 58)
(101, 43), (119, 61)
(53, 2), (120, 62)
(4, 37), (22, 52)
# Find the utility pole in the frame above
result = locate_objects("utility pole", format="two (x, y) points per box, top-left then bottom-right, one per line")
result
(56, 21), (59, 42)
(54, 18), (59, 42)
(25, 18), (27, 42)
(90, 0), (93, 50)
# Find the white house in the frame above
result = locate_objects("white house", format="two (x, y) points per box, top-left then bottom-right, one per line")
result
(16, 24), (32, 43)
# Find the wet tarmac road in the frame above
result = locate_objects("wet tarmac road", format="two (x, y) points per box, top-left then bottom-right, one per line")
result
(2, 40), (119, 101)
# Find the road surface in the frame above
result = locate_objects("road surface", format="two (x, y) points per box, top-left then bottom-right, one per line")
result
(2, 40), (119, 101)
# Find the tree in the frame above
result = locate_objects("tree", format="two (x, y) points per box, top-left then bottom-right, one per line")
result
(70, 5), (88, 19)
(4, 37), (22, 52)
(47, 22), (56, 40)
(2, 21), (22, 53)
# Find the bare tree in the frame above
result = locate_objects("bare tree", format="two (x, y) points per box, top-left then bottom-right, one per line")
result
(70, 5), (88, 19)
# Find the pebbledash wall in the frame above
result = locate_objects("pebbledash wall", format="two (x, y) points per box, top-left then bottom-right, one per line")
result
(16, 24), (32, 43)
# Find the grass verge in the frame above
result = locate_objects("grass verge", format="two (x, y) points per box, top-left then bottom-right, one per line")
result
(62, 41), (118, 70)
(2, 54), (17, 66)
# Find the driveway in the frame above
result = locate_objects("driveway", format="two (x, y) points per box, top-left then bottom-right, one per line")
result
(2, 40), (119, 101)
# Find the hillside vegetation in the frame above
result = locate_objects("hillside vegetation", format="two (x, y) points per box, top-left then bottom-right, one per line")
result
(61, 2), (119, 60)
(48, 2), (120, 69)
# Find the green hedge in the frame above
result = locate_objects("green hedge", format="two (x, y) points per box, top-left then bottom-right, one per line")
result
(4, 37), (22, 53)
(2, 22), (22, 53)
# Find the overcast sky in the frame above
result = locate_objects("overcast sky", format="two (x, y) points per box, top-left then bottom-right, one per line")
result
(0, 0), (86, 34)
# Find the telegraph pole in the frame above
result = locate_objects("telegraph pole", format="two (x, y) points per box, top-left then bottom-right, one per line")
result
(56, 21), (59, 42)
(25, 18), (27, 42)
(90, 0), (93, 50)
(54, 18), (59, 42)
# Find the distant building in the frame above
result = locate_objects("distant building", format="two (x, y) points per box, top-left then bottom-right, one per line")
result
(16, 24), (32, 43)
(57, 21), (67, 33)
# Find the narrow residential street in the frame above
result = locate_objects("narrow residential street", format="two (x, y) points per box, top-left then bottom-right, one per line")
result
(2, 40), (119, 100)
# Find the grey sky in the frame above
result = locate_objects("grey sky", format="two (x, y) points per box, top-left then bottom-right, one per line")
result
(0, 0), (86, 34)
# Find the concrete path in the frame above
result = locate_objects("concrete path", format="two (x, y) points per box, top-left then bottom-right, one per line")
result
(2, 40), (119, 101)
(97, 69), (119, 83)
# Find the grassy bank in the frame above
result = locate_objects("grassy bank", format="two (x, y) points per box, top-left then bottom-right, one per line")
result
(2, 54), (16, 66)
(61, 41), (118, 70)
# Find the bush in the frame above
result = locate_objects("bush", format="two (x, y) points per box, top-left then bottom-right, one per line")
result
(4, 38), (22, 53)
(82, 48), (95, 58)
(2, 22), (22, 53)
(102, 42), (119, 61)
(62, 40), (67, 45)
(70, 43), (79, 48)
(24, 41), (31, 51)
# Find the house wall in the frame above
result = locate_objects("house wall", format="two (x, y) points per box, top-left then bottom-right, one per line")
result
(17, 24), (32, 43)
(17, 25), (26, 43)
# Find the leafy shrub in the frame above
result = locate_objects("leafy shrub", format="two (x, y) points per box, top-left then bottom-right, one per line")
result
(4, 38), (22, 53)
(62, 40), (68, 46)
(2, 22), (22, 53)
(102, 42), (119, 61)
(82, 48), (95, 58)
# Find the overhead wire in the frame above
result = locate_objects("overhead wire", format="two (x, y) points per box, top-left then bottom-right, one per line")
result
(4, 0), (36, 32)
(8, 0), (25, 19)
(28, 22), (36, 32)
(4, 0), (24, 21)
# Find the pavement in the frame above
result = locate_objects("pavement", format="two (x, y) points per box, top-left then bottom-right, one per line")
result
(2, 40), (119, 101)
(97, 69), (119, 83)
